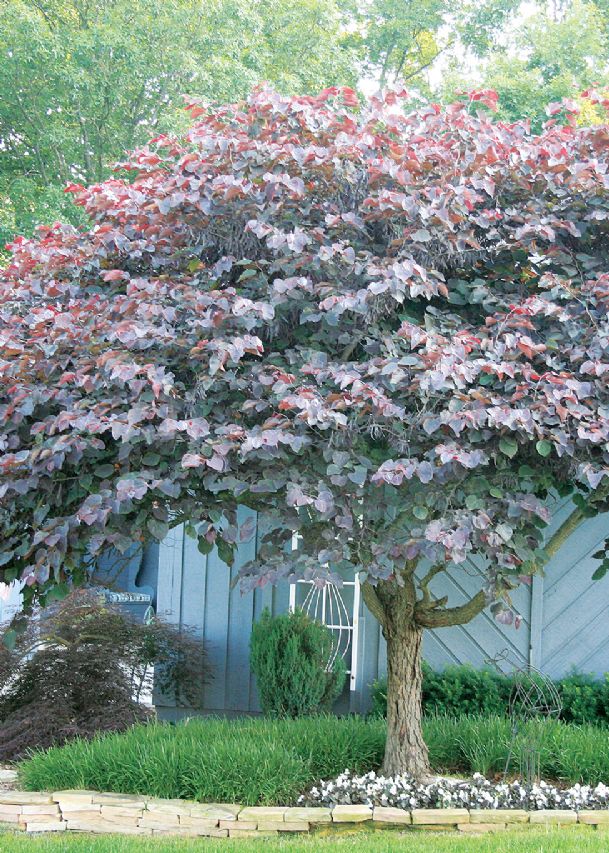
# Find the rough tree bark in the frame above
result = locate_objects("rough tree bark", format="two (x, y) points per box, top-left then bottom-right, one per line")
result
(362, 569), (487, 780)
(382, 619), (428, 778)
(356, 499), (597, 779)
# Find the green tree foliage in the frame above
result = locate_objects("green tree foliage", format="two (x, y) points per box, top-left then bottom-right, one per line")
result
(442, 0), (609, 127)
(345, 0), (520, 94)
(250, 609), (347, 717)
(347, 0), (450, 90)
(0, 0), (357, 242)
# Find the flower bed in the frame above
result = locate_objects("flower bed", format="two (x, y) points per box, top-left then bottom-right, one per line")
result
(19, 715), (609, 806)
(302, 771), (609, 811)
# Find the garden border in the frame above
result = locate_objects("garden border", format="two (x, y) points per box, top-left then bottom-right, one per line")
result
(2, 791), (609, 837)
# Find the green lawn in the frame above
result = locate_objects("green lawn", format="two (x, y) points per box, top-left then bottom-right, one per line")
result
(0, 828), (608, 852)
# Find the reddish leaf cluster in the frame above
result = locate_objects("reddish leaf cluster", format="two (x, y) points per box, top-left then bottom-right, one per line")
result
(2, 86), (609, 609)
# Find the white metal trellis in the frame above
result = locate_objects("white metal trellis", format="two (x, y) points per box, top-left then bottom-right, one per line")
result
(288, 576), (360, 692)
(288, 531), (360, 691)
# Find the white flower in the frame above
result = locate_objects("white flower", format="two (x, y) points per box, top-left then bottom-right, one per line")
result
(302, 771), (609, 813)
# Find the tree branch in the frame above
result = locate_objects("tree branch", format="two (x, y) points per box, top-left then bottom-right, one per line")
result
(413, 494), (597, 630)
(340, 333), (363, 362)
(361, 579), (387, 629)
(399, 41), (454, 84)
(415, 590), (486, 628)
(542, 506), (584, 564)
(416, 564), (445, 610)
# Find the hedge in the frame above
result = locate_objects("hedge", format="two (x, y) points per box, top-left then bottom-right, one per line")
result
(370, 664), (608, 725)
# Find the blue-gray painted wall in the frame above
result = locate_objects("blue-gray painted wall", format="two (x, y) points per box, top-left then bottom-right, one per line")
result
(147, 498), (609, 720)
(4, 497), (601, 716)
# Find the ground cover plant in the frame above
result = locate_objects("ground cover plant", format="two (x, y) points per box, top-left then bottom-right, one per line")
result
(0, 827), (606, 853)
(303, 769), (609, 810)
(6, 86), (609, 779)
(371, 666), (609, 725)
(17, 714), (609, 804)
(0, 591), (209, 760)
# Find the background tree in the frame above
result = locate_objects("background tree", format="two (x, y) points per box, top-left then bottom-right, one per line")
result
(3, 87), (609, 777)
(344, 0), (519, 94)
(346, 0), (451, 90)
(441, 0), (609, 127)
(0, 0), (357, 243)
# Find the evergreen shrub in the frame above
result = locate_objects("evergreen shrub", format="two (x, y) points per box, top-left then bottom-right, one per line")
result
(250, 608), (346, 717)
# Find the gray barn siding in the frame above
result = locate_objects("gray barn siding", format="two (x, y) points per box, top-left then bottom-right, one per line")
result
(152, 501), (609, 719)
(155, 509), (292, 719)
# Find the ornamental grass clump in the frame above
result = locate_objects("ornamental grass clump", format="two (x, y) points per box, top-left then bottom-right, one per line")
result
(18, 713), (609, 803)
(19, 716), (385, 805)
(250, 608), (346, 717)
(422, 715), (609, 784)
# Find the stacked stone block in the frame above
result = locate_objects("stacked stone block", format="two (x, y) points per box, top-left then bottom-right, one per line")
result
(1, 790), (609, 837)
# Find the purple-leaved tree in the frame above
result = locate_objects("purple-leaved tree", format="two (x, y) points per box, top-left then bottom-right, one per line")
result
(3, 86), (609, 776)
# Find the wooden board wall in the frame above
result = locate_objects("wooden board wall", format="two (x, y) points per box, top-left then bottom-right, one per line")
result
(150, 502), (609, 718)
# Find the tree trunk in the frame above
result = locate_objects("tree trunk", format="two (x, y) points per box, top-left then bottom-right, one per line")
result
(381, 619), (430, 779)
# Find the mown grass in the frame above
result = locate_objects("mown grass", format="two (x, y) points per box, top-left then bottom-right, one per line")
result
(18, 714), (609, 805)
(0, 827), (607, 852)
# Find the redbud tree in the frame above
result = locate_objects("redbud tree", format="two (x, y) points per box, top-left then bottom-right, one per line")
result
(3, 86), (609, 776)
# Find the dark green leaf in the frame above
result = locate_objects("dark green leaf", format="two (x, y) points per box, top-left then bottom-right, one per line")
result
(217, 538), (234, 567)
(2, 629), (17, 651)
(94, 464), (115, 478)
(499, 437), (518, 459)
(197, 536), (213, 556)
(147, 518), (169, 541)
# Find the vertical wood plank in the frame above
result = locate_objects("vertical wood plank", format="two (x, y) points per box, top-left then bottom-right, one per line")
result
(359, 608), (380, 709)
(200, 539), (232, 712)
(155, 525), (184, 625)
(180, 531), (207, 637)
(529, 574), (544, 669)
(225, 509), (257, 712)
(153, 525), (184, 710)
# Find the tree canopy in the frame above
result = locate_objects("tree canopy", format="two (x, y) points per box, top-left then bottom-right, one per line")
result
(4, 85), (609, 774)
(2, 85), (609, 604)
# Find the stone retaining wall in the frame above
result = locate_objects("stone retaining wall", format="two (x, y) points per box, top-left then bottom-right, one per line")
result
(1, 791), (609, 838)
